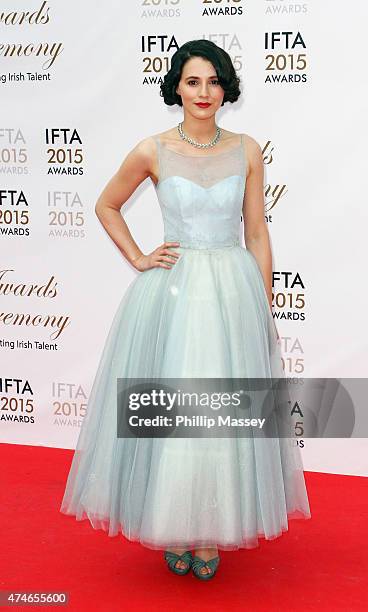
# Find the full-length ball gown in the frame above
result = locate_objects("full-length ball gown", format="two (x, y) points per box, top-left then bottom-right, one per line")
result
(60, 133), (311, 551)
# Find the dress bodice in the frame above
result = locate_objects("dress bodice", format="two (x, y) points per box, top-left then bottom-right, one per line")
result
(153, 134), (247, 249)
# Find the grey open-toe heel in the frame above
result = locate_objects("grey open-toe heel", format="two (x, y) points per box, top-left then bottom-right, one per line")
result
(164, 550), (193, 575)
(191, 555), (220, 580)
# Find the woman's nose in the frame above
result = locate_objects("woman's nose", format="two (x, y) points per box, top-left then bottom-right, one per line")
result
(199, 83), (210, 97)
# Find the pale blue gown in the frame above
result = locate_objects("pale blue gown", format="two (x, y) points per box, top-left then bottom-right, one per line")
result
(60, 133), (311, 551)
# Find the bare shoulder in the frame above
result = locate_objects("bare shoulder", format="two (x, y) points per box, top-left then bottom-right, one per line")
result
(152, 127), (180, 146)
(140, 130), (177, 183)
(218, 128), (242, 145)
(241, 133), (263, 176)
(129, 135), (157, 161)
(242, 133), (262, 152)
(119, 134), (159, 184)
(219, 130), (263, 176)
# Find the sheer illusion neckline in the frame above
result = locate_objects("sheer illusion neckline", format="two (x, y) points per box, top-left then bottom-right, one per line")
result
(157, 134), (243, 158)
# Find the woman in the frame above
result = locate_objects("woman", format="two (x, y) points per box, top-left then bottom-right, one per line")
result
(60, 39), (311, 581)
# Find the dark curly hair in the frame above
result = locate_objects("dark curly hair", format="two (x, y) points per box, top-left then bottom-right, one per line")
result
(160, 39), (241, 107)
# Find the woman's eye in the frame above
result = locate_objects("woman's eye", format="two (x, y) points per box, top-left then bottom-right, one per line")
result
(187, 79), (219, 86)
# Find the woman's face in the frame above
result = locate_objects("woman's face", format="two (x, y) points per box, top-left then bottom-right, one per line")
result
(175, 56), (224, 118)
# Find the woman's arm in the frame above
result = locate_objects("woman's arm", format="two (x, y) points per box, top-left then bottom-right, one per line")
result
(242, 137), (273, 312)
(94, 137), (180, 271)
(94, 137), (154, 266)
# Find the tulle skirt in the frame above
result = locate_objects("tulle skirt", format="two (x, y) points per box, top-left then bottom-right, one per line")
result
(60, 244), (311, 550)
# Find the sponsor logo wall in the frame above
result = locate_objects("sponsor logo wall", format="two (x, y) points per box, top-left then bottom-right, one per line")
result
(1, 1), (367, 476)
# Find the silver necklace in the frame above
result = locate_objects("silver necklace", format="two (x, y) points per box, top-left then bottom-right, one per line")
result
(177, 121), (222, 148)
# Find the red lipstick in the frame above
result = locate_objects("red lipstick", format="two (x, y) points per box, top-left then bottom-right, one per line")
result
(195, 102), (211, 108)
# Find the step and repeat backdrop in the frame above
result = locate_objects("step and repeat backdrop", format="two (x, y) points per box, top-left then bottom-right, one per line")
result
(1, 1), (367, 475)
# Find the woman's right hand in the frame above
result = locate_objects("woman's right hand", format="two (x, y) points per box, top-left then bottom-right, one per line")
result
(131, 242), (181, 272)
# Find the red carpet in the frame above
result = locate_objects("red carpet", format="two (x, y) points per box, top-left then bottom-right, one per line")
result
(1, 442), (367, 611)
